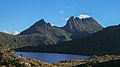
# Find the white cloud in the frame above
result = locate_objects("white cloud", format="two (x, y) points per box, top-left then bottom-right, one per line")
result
(59, 10), (64, 14)
(11, 31), (20, 35)
(62, 17), (69, 21)
(3, 30), (10, 34)
(2, 30), (20, 35)
(51, 23), (55, 26)
(65, 18), (69, 21)
(78, 14), (91, 19)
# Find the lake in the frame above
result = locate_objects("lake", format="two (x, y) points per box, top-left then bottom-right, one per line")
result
(16, 52), (90, 63)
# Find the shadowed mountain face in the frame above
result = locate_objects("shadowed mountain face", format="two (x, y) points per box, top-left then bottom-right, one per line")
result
(20, 19), (72, 44)
(20, 19), (53, 35)
(23, 24), (120, 55)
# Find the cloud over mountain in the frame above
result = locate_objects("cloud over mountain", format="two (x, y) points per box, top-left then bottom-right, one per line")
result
(12, 31), (20, 35)
(3, 30), (10, 34)
(2, 30), (19, 35)
(78, 14), (91, 19)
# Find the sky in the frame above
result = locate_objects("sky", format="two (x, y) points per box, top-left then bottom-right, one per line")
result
(0, 0), (120, 33)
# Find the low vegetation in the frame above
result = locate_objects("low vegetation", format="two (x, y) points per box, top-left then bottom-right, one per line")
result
(0, 44), (54, 67)
(55, 55), (120, 67)
(1, 44), (120, 67)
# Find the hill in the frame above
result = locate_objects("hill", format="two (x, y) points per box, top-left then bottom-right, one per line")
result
(16, 24), (120, 55)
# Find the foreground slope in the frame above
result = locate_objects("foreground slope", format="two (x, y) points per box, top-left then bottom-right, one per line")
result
(1, 44), (120, 67)
(0, 44), (54, 67)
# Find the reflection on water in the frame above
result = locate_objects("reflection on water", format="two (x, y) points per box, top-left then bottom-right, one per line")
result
(16, 52), (89, 63)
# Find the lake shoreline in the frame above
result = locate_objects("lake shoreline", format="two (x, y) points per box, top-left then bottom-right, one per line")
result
(16, 51), (120, 67)
(15, 50), (91, 56)
(54, 55), (120, 67)
(1, 44), (120, 67)
(16, 51), (90, 63)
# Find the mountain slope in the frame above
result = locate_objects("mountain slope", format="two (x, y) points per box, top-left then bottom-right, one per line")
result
(57, 24), (120, 55)
(20, 19), (72, 44)
(0, 15), (103, 50)
(16, 24), (120, 55)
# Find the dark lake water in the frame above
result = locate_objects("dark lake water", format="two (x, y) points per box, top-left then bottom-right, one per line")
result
(16, 52), (90, 63)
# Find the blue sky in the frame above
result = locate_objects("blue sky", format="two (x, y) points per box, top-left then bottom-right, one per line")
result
(0, 0), (120, 33)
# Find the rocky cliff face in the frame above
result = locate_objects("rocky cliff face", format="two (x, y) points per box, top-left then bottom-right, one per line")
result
(62, 15), (103, 39)
(63, 15), (103, 33)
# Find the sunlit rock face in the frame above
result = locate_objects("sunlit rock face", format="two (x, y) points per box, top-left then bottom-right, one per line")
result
(62, 14), (103, 39)
(63, 15), (103, 33)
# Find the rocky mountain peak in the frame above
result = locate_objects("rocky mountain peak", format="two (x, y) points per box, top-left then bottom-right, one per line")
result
(19, 18), (72, 44)
(33, 19), (49, 27)
(63, 15), (103, 33)
(68, 16), (74, 20)
(67, 16), (75, 23)
(64, 16), (79, 32)
(20, 19), (53, 35)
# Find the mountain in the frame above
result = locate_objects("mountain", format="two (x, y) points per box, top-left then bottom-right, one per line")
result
(0, 19), (72, 49)
(59, 24), (120, 55)
(17, 24), (120, 55)
(20, 19), (72, 43)
(0, 15), (103, 49)
(20, 15), (103, 39)
(62, 15), (103, 39)
(20, 16), (103, 45)
(63, 15), (103, 33)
